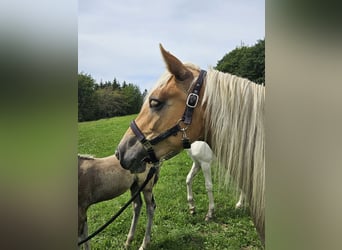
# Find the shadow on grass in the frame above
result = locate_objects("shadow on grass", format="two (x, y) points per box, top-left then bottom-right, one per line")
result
(148, 233), (205, 250)
(222, 206), (250, 219)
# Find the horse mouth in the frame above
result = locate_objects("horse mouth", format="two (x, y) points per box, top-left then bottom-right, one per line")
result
(115, 148), (147, 173)
(142, 157), (153, 163)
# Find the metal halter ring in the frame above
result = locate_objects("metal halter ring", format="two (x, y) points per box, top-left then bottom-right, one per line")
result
(177, 119), (189, 132)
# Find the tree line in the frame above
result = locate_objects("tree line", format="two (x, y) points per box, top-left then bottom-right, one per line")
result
(78, 39), (264, 122)
(78, 74), (146, 121)
(216, 39), (264, 84)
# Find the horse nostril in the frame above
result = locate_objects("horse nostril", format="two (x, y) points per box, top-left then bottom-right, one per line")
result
(115, 148), (130, 170)
(115, 150), (120, 161)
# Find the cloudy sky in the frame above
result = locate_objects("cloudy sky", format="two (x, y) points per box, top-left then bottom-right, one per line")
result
(79, 0), (264, 91)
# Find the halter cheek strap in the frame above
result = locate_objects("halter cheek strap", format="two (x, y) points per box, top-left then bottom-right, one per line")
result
(130, 120), (180, 163)
(130, 69), (206, 164)
(183, 70), (206, 124)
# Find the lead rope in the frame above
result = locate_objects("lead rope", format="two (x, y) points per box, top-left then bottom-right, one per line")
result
(78, 165), (158, 246)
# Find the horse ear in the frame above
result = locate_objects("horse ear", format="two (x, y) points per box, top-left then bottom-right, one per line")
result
(159, 44), (192, 81)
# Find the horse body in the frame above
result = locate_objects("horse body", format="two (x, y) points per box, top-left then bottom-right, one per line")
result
(186, 141), (245, 221)
(78, 155), (158, 250)
(185, 141), (214, 220)
(116, 44), (265, 244)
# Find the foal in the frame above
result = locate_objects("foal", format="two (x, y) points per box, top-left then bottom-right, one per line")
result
(78, 155), (158, 250)
(186, 141), (244, 220)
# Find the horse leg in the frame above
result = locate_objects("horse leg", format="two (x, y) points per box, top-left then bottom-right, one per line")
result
(83, 220), (90, 250)
(186, 162), (201, 215)
(201, 162), (214, 221)
(139, 191), (156, 250)
(235, 191), (245, 209)
(235, 191), (244, 209)
(125, 185), (143, 248)
(78, 208), (90, 250)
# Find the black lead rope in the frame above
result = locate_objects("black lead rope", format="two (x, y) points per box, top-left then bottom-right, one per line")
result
(78, 165), (157, 246)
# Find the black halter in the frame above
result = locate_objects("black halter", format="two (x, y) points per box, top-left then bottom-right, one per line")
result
(130, 70), (206, 164)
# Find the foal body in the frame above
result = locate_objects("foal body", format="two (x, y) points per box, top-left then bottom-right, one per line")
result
(78, 155), (158, 250)
(186, 141), (244, 220)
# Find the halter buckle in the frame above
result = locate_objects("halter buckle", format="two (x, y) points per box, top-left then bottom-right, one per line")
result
(142, 140), (153, 150)
(186, 93), (199, 108)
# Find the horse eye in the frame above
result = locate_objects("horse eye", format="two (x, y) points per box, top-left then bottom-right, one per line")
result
(149, 98), (164, 110)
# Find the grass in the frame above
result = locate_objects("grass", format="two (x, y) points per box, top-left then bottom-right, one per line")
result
(78, 115), (262, 249)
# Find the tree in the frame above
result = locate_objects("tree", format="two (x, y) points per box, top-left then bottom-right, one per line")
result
(216, 39), (265, 84)
(112, 78), (121, 91)
(95, 87), (128, 117)
(78, 73), (98, 121)
(121, 83), (143, 114)
(142, 89), (148, 101)
(78, 73), (144, 121)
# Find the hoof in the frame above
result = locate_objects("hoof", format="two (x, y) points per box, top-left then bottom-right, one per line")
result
(205, 215), (213, 221)
(235, 203), (242, 209)
(189, 208), (196, 215)
(124, 241), (131, 249)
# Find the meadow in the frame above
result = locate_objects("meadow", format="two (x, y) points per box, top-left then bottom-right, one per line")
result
(78, 114), (262, 249)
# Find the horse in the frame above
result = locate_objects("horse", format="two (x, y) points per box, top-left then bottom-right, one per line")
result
(115, 44), (265, 245)
(78, 155), (159, 250)
(185, 141), (245, 221)
(185, 141), (214, 221)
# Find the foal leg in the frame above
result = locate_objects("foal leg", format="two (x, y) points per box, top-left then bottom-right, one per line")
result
(82, 221), (90, 250)
(125, 186), (143, 248)
(201, 162), (214, 221)
(139, 191), (156, 250)
(78, 208), (90, 250)
(186, 162), (201, 215)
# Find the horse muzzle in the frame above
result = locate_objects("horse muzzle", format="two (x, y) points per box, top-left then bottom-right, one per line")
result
(115, 135), (148, 173)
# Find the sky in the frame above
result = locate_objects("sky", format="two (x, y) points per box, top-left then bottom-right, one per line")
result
(78, 0), (264, 92)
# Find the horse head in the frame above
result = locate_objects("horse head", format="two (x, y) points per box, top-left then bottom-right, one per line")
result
(116, 44), (206, 172)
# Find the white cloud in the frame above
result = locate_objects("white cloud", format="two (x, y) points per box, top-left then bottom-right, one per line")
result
(78, 0), (264, 91)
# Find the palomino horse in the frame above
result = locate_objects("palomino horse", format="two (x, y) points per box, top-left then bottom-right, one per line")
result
(116, 44), (265, 244)
(186, 141), (245, 221)
(78, 155), (159, 250)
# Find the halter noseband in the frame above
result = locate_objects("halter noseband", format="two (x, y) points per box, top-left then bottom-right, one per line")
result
(130, 69), (207, 164)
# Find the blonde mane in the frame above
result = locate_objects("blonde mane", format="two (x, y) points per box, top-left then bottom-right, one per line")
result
(202, 68), (265, 239)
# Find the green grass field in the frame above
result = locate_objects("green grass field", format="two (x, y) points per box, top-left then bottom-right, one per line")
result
(78, 115), (262, 249)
